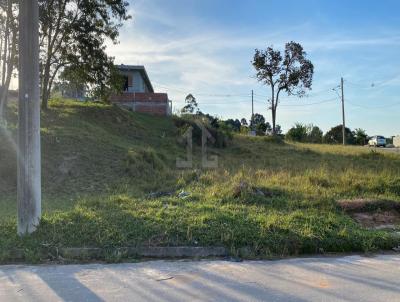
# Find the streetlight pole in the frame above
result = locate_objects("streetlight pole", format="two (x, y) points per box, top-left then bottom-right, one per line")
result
(18, 0), (41, 235)
(341, 77), (346, 145)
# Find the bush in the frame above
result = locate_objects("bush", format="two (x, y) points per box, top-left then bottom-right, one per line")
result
(285, 123), (323, 143)
(324, 125), (355, 144)
(354, 128), (368, 146)
(286, 123), (308, 142)
(308, 126), (323, 143)
(173, 115), (232, 148)
(223, 119), (241, 132)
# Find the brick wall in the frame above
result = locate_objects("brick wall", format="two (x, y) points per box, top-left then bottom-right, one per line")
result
(109, 92), (168, 103)
(135, 103), (167, 116)
(109, 92), (170, 116)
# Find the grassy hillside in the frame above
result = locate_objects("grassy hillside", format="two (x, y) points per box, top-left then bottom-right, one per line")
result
(1, 99), (399, 262)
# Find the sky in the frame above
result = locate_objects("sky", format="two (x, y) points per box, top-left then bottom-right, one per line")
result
(106, 0), (400, 136)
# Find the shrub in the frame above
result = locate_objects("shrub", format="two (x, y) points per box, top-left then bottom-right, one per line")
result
(324, 125), (355, 144)
(223, 119), (241, 132)
(353, 128), (368, 146)
(286, 123), (308, 142)
(308, 126), (323, 143)
(285, 123), (323, 143)
(173, 115), (232, 148)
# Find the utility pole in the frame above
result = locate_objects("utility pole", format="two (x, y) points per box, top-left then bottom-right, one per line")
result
(251, 90), (254, 118)
(341, 77), (346, 145)
(251, 90), (254, 129)
(18, 0), (41, 235)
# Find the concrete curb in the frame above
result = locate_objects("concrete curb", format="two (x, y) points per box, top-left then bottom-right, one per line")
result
(61, 246), (229, 259)
(5, 246), (229, 262)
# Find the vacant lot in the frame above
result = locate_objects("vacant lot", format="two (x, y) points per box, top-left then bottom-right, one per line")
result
(0, 100), (399, 262)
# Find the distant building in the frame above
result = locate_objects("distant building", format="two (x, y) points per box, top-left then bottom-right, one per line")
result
(109, 65), (172, 116)
(394, 136), (400, 148)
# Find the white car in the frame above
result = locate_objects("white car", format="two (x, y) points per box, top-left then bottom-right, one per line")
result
(368, 135), (386, 147)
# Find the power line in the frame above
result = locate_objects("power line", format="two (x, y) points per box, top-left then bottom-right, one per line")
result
(198, 97), (339, 107)
(153, 82), (251, 98)
(254, 86), (336, 99)
(345, 80), (375, 89)
(251, 97), (339, 106)
(346, 99), (400, 109)
(156, 82), (338, 100)
(198, 100), (249, 105)
(345, 76), (400, 89)
(279, 97), (339, 107)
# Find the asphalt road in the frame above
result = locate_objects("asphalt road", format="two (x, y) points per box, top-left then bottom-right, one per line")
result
(379, 147), (400, 153)
(0, 255), (399, 302)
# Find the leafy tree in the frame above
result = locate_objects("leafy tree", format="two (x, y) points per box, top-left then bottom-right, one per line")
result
(224, 119), (241, 132)
(39, 0), (131, 109)
(308, 125), (323, 143)
(181, 94), (200, 114)
(240, 118), (248, 126)
(200, 112), (219, 128)
(324, 125), (355, 144)
(252, 41), (314, 134)
(275, 125), (282, 135)
(286, 123), (308, 142)
(286, 123), (323, 143)
(353, 128), (368, 146)
(251, 113), (265, 127)
(250, 113), (267, 135)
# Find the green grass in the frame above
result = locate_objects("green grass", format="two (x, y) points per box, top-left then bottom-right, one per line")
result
(1, 99), (399, 262)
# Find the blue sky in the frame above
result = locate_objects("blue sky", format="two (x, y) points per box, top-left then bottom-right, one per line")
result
(107, 0), (400, 136)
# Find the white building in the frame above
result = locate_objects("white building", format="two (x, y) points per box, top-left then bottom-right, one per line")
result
(394, 136), (400, 148)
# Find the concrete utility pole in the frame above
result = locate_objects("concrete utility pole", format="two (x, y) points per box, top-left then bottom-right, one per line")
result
(341, 77), (346, 145)
(18, 0), (41, 235)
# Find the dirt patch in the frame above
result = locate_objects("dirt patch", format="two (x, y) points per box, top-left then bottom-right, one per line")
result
(337, 198), (400, 213)
(338, 199), (400, 229)
(352, 211), (400, 229)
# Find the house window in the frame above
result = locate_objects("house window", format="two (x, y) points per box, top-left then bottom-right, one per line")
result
(123, 76), (129, 91)
(128, 74), (133, 88)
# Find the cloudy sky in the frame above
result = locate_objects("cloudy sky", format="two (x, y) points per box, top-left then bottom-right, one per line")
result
(106, 0), (400, 136)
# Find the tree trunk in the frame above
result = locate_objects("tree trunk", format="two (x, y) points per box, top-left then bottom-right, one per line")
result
(271, 107), (276, 135)
(273, 89), (282, 136)
(270, 84), (276, 135)
(0, 61), (13, 118)
(2, 0), (11, 87)
(41, 38), (52, 110)
(48, 63), (63, 99)
(0, 1), (16, 119)
(0, 60), (14, 119)
(0, 33), (3, 85)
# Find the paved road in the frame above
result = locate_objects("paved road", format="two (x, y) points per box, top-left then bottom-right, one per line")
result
(0, 255), (399, 301)
(381, 147), (400, 153)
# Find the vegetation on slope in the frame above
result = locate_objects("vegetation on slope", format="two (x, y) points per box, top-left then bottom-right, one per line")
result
(0, 99), (399, 262)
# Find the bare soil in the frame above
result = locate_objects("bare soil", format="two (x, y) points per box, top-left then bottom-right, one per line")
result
(338, 199), (400, 229)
